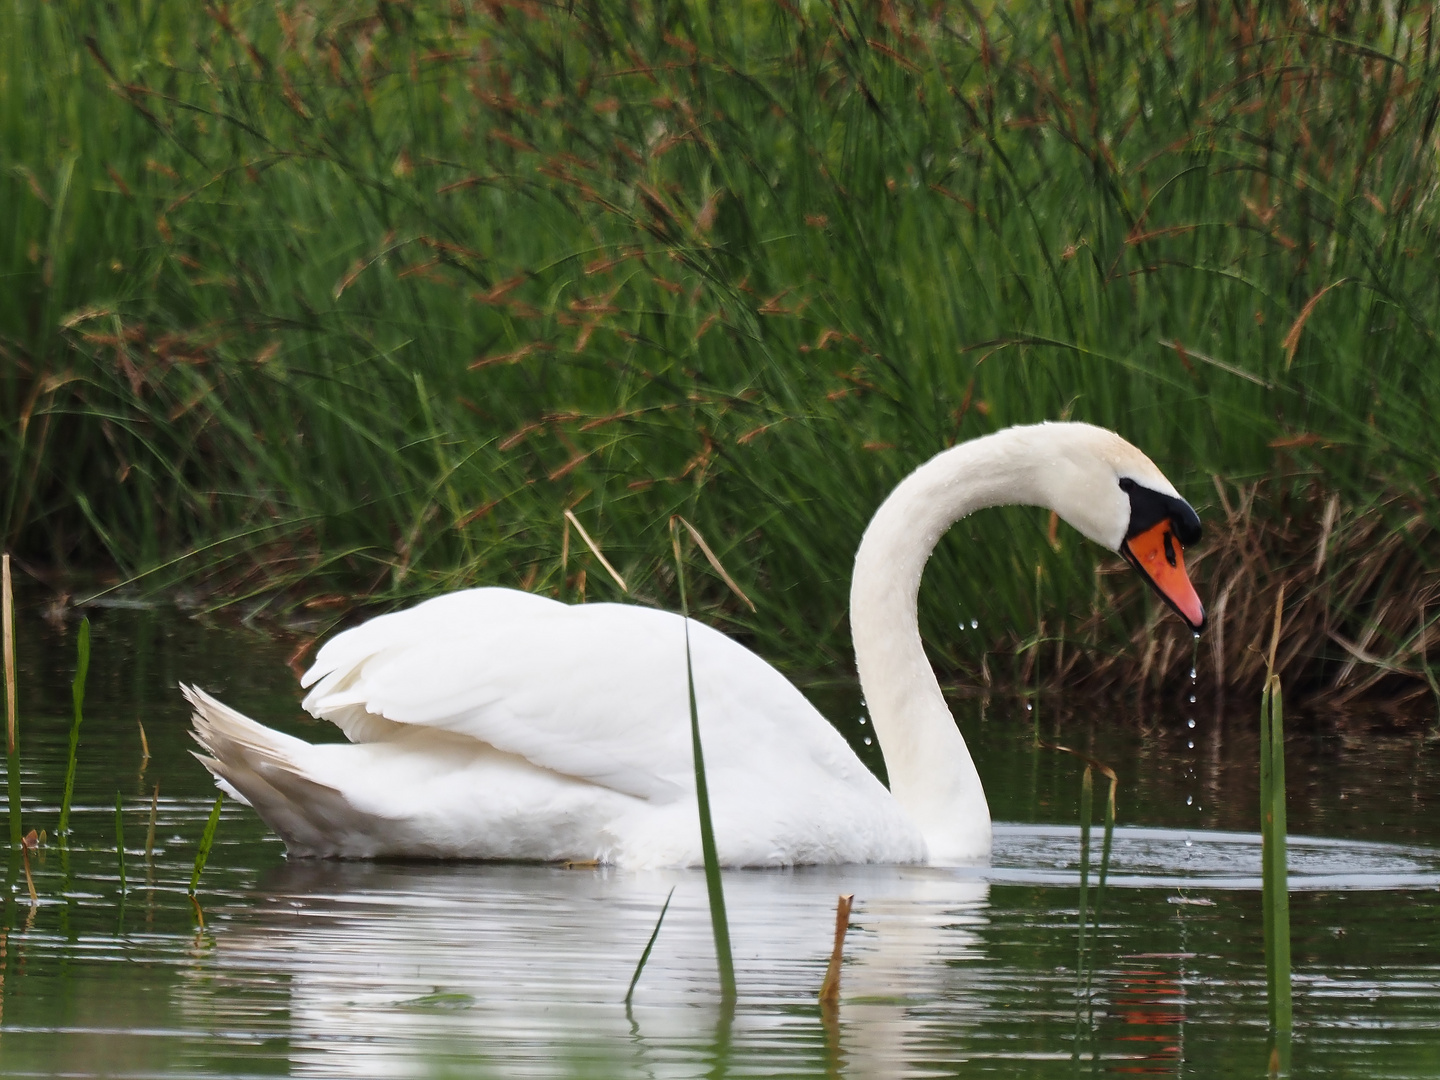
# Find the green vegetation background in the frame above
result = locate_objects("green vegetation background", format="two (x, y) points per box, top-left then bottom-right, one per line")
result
(5, 0), (1440, 701)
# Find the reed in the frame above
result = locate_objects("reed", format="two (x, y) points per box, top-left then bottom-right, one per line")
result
(624, 885), (674, 1007)
(818, 893), (854, 1008)
(3, 555), (17, 847)
(144, 784), (157, 862)
(58, 616), (89, 836)
(1260, 593), (1293, 1034)
(671, 517), (736, 1005)
(189, 795), (223, 897)
(113, 791), (125, 895)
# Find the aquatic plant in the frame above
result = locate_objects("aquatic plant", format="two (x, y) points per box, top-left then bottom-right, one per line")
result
(624, 885), (674, 1007)
(188, 794), (223, 907)
(3, 554), (17, 846)
(59, 616), (89, 836)
(670, 517), (735, 1004)
(818, 892), (854, 1009)
(1260, 594), (1294, 1035)
(114, 790), (125, 894)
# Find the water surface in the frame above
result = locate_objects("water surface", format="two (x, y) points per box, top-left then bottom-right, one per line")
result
(2, 602), (1440, 1077)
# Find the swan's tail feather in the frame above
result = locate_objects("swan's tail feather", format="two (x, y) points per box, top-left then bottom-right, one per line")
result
(183, 683), (359, 857)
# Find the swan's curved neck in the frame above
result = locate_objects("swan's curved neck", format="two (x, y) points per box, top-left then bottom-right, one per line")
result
(850, 428), (1054, 862)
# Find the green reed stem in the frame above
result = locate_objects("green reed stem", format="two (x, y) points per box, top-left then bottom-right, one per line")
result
(4, 554), (20, 847)
(671, 518), (736, 1006)
(1076, 764), (1093, 965)
(1260, 674), (1293, 1033)
(114, 791), (125, 893)
(625, 885), (675, 1006)
(189, 795), (223, 897)
(59, 617), (90, 836)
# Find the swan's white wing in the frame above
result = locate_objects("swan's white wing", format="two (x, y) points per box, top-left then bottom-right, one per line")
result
(299, 588), (864, 806)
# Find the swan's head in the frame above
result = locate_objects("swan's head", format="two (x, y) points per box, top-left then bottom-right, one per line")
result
(1033, 423), (1206, 632)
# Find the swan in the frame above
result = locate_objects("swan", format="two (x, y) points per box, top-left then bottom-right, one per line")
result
(185, 421), (1204, 867)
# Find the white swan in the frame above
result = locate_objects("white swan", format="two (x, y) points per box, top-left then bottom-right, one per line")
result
(186, 421), (1204, 867)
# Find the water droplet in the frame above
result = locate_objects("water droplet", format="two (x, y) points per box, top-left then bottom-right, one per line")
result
(863, 736), (872, 746)
(1187, 719), (1196, 729)
(858, 716), (867, 725)
(1190, 667), (1197, 679)
(1025, 703), (1032, 711)
(1188, 694), (1196, 704)
(1186, 795), (1193, 805)
(1192, 631), (1200, 641)
(1187, 740), (1194, 749)
(971, 619), (979, 629)
(1185, 838), (1193, 847)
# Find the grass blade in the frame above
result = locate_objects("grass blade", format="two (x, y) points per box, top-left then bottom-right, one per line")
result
(4, 554), (19, 847)
(114, 791), (125, 894)
(675, 517), (756, 613)
(59, 617), (90, 836)
(189, 795), (223, 897)
(1266, 674), (1293, 1033)
(1262, 588), (1293, 1036)
(624, 885), (675, 1006)
(563, 509), (627, 593)
(671, 517), (736, 1005)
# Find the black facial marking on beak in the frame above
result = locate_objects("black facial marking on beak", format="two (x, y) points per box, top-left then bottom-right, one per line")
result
(1118, 477), (1202, 546)
(1117, 477), (1206, 632)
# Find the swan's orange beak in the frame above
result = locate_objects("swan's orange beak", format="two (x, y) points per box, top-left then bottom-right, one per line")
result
(1120, 520), (1205, 632)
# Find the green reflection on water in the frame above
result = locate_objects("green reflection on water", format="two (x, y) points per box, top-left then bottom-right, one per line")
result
(0, 602), (1438, 1078)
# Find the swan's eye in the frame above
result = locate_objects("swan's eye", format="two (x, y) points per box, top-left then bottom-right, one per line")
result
(1163, 530), (1177, 568)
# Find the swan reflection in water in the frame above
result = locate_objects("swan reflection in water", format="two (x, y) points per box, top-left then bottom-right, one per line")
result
(176, 861), (990, 1077)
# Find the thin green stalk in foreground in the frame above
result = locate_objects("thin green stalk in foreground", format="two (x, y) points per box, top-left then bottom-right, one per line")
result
(671, 518), (736, 1006)
(4, 554), (19, 847)
(1260, 589), (1293, 1039)
(1260, 673), (1293, 1033)
(114, 791), (126, 894)
(60, 617), (90, 836)
(624, 885), (675, 1006)
(189, 795), (223, 896)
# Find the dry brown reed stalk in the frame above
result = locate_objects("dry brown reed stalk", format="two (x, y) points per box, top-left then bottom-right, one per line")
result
(562, 509), (627, 593)
(1062, 479), (1440, 715)
(818, 892), (854, 1007)
(675, 517), (756, 613)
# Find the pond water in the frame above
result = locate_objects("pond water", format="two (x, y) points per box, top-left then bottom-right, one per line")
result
(3, 602), (1440, 1077)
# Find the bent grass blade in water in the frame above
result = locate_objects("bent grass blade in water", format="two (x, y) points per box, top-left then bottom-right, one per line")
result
(624, 885), (675, 1007)
(189, 795), (224, 928)
(671, 517), (736, 1005)
(60, 616), (90, 836)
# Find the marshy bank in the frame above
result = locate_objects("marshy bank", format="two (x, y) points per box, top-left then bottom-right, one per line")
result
(6, 2), (1440, 713)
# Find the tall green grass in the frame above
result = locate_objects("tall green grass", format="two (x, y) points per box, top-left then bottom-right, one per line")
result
(6, 2), (1440, 698)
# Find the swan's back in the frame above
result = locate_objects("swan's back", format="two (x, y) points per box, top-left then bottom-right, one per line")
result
(193, 588), (923, 866)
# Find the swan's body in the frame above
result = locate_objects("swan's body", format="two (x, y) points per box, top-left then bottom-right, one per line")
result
(188, 422), (1204, 867)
